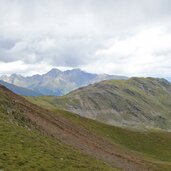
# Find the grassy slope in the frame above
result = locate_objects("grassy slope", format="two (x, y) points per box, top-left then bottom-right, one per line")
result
(48, 109), (171, 171)
(52, 110), (171, 162)
(26, 97), (171, 171)
(0, 100), (118, 170)
(0, 113), (118, 171)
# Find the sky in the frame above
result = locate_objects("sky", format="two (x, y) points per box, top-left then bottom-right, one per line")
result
(0, 0), (171, 77)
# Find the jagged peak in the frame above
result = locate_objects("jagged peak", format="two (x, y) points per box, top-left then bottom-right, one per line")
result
(10, 73), (23, 78)
(64, 68), (82, 73)
(45, 68), (62, 77)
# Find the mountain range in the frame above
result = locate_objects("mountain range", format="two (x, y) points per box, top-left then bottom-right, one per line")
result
(1, 68), (171, 170)
(166, 77), (171, 82)
(0, 68), (127, 96)
(28, 77), (171, 130)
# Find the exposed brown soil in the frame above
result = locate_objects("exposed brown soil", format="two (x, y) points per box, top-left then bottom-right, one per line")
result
(0, 85), (160, 171)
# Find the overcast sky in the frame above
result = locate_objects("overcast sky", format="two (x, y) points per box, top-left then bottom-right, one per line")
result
(0, 0), (171, 77)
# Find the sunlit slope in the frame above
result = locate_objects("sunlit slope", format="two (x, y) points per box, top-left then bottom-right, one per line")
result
(24, 105), (171, 171)
(53, 109), (171, 163)
(29, 77), (171, 130)
(0, 85), (119, 171)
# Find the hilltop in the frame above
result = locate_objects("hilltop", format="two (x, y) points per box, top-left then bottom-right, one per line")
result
(28, 77), (171, 130)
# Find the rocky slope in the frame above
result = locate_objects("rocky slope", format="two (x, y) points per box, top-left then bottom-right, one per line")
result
(30, 77), (171, 130)
(0, 68), (127, 96)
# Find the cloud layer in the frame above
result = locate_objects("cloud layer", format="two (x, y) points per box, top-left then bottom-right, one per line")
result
(0, 0), (171, 77)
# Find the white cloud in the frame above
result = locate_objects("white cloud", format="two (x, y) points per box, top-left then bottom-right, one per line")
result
(0, 60), (53, 76)
(0, 0), (171, 77)
(83, 27), (171, 77)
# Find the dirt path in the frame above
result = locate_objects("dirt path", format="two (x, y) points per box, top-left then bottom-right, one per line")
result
(2, 86), (159, 171)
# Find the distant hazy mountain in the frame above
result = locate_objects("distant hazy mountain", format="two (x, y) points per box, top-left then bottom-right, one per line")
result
(0, 68), (127, 96)
(0, 80), (41, 96)
(166, 77), (171, 82)
(31, 77), (171, 130)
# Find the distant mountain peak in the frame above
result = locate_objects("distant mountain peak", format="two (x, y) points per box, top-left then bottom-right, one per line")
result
(64, 68), (83, 73)
(49, 68), (61, 72)
(45, 68), (62, 77)
(11, 73), (19, 77)
(71, 68), (82, 72)
(0, 68), (128, 96)
(10, 73), (23, 78)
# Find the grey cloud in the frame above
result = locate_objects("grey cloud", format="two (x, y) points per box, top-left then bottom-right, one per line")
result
(0, 38), (17, 49)
(0, 36), (101, 67)
(1, 0), (171, 36)
(0, 0), (171, 76)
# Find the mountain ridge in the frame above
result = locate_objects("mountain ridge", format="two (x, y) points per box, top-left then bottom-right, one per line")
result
(28, 77), (171, 130)
(0, 68), (128, 96)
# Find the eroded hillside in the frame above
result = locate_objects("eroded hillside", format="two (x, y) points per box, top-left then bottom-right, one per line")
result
(1, 85), (171, 170)
(30, 77), (171, 130)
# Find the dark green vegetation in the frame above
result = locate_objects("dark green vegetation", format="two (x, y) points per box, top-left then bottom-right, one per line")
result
(0, 117), (116, 171)
(0, 85), (118, 171)
(28, 77), (171, 130)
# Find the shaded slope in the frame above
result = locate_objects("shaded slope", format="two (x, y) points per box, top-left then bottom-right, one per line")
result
(0, 80), (41, 96)
(0, 85), (167, 171)
(0, 115), (116, 171)
(31, 77), (171, 130)
(25, 102), (171, 171)
(47, 109), (171, 171)
(0, 85), (118, 171)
